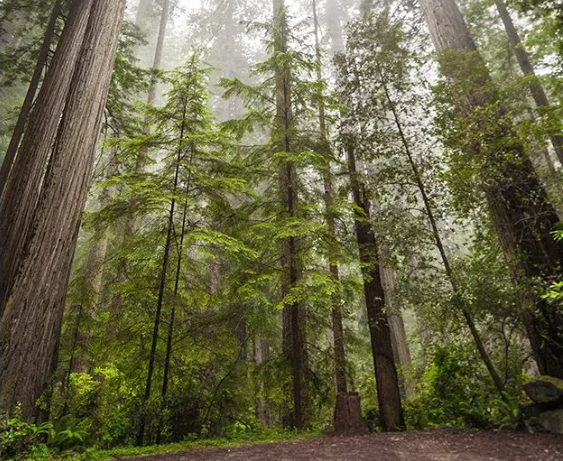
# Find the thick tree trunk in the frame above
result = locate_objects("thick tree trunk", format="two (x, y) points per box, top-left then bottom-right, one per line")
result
(0, 0), (93, 308)
(345, 141), (405, 432)
(0, 0), (64, 195)
(273, 0), (305, 430)
(495, 0), (563, 164)
(419, 0), (563, 379)
(0, 0), (126, 418)
(368, 195), (413, 397)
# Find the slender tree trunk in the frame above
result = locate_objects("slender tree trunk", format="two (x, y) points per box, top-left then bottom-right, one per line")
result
(0, 0), (127, 418)
(136, 100), (187, 446)
(345, 140), (405, 431)
(312, 0), (348, 396)
(0, 0), (94, 308)
(155, 198), (188, 444)
(129, 0), (170, 231)
(380, 76), (506, 397)
(495, 0), (563, 164)
(0, 0), (64, 195)
(125, 0), (170, 232)
(419, 0), (563, 379)
(112, 0), (171, 323)
(157, 144), (195, 444)
(273, 0), (305, 430)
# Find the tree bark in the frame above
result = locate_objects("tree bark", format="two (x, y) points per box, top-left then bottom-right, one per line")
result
(0, 0), (64, 195)
(495, 0), (563, 164)
(0, 0), (127, 418)
(345, 140), (405, 431)
(0, 0), (94, 308)
(419, 0), (563, 379)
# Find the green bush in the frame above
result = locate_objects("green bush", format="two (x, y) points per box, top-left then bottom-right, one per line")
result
(404, 346), (492, 429)
(0, 406), (53, 461)
(0, 406), (87, 461)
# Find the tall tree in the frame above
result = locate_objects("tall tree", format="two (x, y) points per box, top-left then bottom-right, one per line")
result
(0, 0), (93, 308)
(419, 0), (563, 378)
(127, 0), (171, 236)
(110, 0), (172, 323)
(0, 0), (127, 418)
(312, 0), (348, 398)
(494, 0), (563, 164)
(342, 132), (405, 431)
(273, 0), (305, 429)
(380, 73), (506, 397)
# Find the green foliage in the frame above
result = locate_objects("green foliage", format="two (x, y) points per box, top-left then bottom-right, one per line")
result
(403, 346), (526, 430)
(0, 406), (87, 461)
(404, 347), (491, 428)
(8, 0), (560, 455)
(71, 429), (320, 461)
(0, 406), (53, 461)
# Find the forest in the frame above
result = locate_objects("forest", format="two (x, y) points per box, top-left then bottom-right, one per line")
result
(0, 0), (563, 460)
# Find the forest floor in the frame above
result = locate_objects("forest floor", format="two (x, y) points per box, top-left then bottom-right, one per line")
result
(122, 428), (563, 461)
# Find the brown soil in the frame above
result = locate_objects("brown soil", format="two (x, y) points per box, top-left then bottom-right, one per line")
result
(125, 429), (563, 461)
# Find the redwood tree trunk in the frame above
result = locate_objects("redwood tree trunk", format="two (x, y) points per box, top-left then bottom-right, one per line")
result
(419, 0), (563, 379)
(379, 261), (413, 398)
(0, 0), (127, 418)
(0, 0), (94, 308)
(345, 141), (405, 432)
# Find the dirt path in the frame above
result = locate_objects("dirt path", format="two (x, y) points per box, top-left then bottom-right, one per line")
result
(125, 429), (563, 461)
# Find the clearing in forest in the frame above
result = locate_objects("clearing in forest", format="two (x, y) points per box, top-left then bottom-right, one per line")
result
(122, 429), (563, 461)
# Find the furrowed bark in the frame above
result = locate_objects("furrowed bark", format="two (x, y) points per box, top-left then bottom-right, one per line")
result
(0, 0), (127, 418)
(0, 0), (93, 308)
